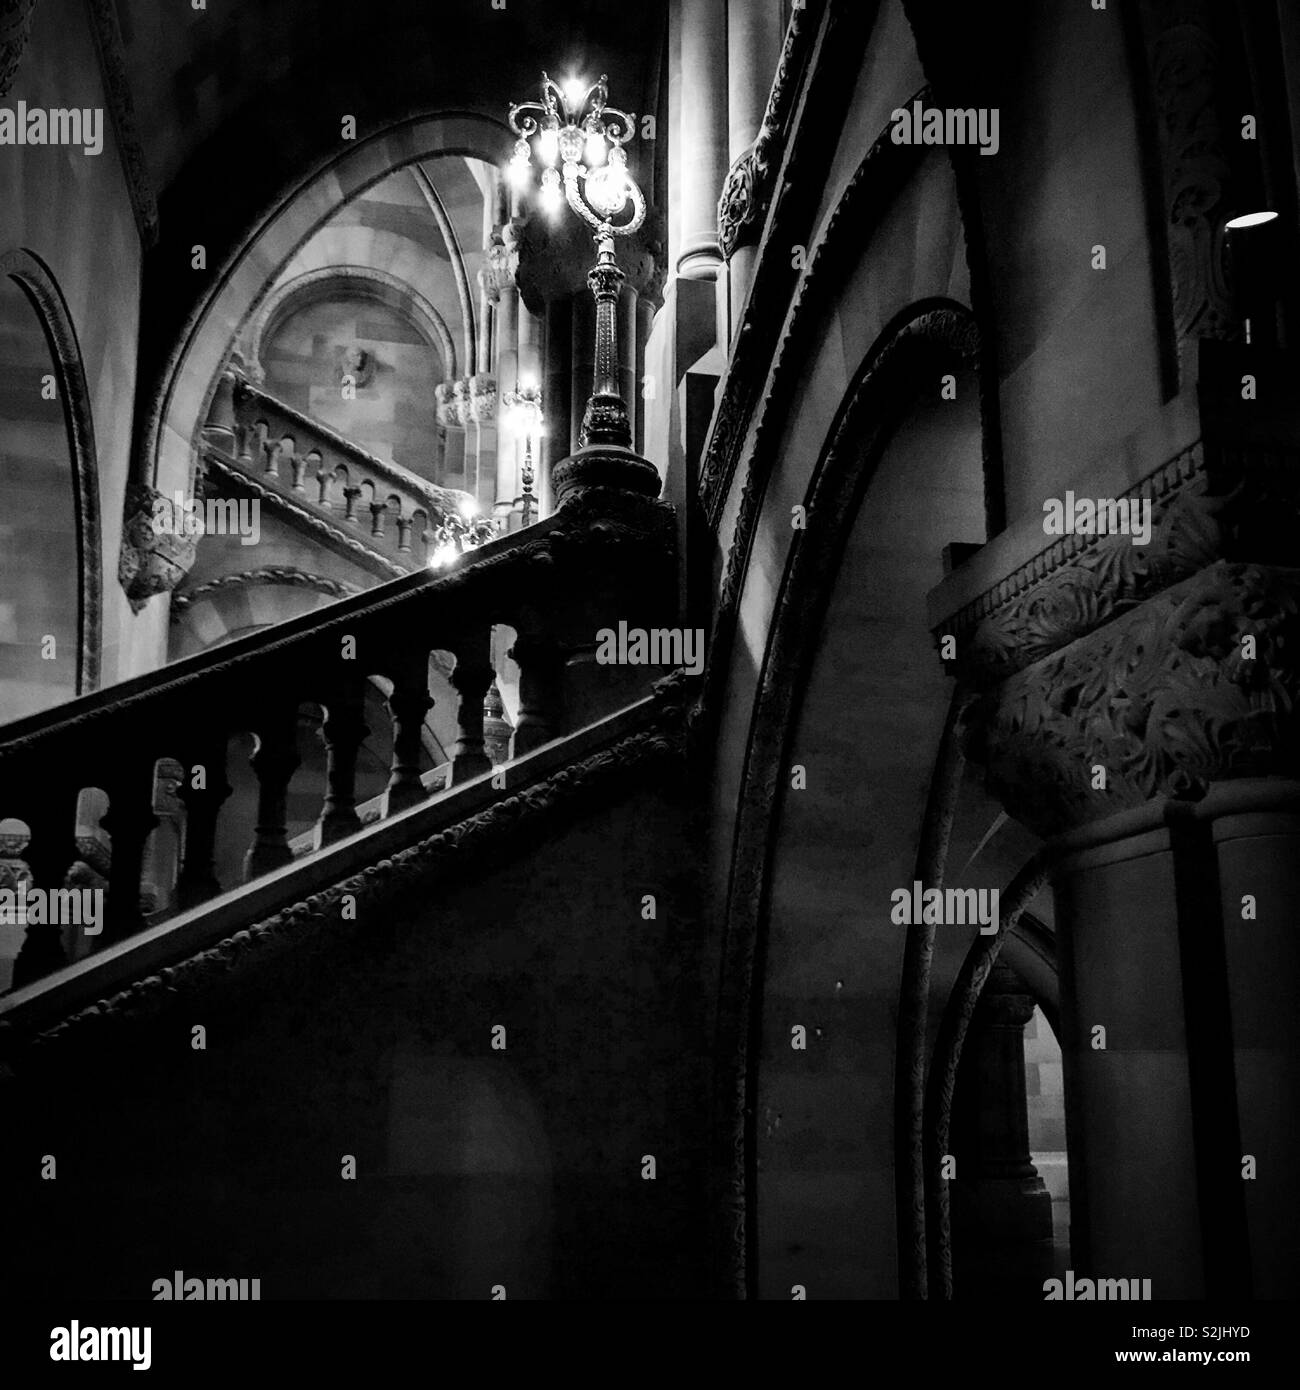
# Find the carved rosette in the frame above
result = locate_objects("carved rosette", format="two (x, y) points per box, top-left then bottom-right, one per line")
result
(117, 482), (201, 613)
(718, 147), (765, 263)
(968, 562), (1300, 838)
(715, 0), (812, 263)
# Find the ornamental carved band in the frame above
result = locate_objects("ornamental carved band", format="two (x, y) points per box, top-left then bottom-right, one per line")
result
(968, 561), (1300, 839)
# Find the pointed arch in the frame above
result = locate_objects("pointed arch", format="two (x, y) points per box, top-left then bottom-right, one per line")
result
(0, 247), (102, 695)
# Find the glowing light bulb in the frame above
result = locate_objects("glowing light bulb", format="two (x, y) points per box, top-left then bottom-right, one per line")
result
(585, 164), (629, 217)
(540, 167), (563, 216)
(584, 127), (607, 166)
(508, 139), (532, 190)
(538, 125), (560, 167)
(459, 497), (479, 520)
(563, 77), (587, 111)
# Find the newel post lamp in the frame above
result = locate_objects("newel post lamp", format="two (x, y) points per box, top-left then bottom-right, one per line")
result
(507, 73), (662, 504)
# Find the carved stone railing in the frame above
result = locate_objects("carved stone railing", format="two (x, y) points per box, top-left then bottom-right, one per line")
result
(0, 487), (676, 993)
(204, 371), (480, 573)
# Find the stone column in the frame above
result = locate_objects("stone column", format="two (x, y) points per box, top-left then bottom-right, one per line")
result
(958, 552), (1300, 1300)
(1206, 779), (1300, 1299)
(950, 961), (1058, 1296)
(673, 0), (728, 282)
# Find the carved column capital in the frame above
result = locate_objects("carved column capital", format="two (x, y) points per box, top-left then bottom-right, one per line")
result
(468, 373), (497, 426)
(967, 561), (1300, 838)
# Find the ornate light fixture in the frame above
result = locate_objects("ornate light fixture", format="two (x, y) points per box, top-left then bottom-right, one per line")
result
(427, 497), (498, 569)
(508, 73), (645, 451)
(502, 383), (544, 526)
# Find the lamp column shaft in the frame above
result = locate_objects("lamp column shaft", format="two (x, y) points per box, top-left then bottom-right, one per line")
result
(579, 232), (633, 449)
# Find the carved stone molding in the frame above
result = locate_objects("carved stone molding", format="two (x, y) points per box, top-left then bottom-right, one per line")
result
(85, 0), (159, 247)
(937, 430), (1300, 688)
(169, 569), (364, 619)
(117, 482), (199, 613)
(716, 0), (818, 262)
(0, 0), (36, 100)
(969, 561), (1300, 838)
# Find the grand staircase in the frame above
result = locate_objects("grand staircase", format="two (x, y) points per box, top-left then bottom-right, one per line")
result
(0, 418), (681, 1047)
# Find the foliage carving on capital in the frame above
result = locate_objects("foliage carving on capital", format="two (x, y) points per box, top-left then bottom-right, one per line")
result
(968, 562), (1300, 837)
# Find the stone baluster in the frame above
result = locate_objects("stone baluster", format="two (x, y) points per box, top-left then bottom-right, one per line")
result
(317, 683), (369, 844)
(101, 765), (162, 943)
(370, 501), (388, 541)
(448, 630), (495, 782)
(385, 662), (435, 814)
(177, 742), (233, 909)
(293, 452), (314, 492)
(9, 793), (78, 988)
(342, 486), (362, 525)
(243, 708), (303, 880)
(396, 516), (414, 554)
(508, 632), (565, 757)
(261, 437), (282, 479)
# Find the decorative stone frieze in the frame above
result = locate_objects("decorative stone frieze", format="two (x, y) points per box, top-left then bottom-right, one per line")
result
(968, 560), (1300, 838)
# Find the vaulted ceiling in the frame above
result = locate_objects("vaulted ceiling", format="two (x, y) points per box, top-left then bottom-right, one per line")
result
(107, 0), (669, 404)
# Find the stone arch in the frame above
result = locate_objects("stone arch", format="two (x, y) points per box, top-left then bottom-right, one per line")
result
(144, 113), (514, 500)
(712, 297), (987, 1298)
(245, 265), (459, 385)
(0, 247), (102, 696)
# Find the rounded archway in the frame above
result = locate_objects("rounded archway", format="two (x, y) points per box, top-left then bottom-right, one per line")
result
(144, 113), (515, 502)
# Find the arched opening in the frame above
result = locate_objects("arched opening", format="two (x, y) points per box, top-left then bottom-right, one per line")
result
(0, 250), (101, 720)
(145, 114), (514, 502)
(718, 301), (989, 1299)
